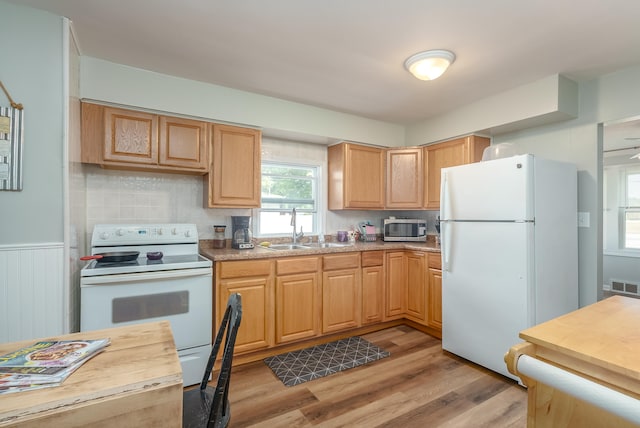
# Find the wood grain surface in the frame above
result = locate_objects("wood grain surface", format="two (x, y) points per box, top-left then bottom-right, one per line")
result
(222, 325), (526, 427)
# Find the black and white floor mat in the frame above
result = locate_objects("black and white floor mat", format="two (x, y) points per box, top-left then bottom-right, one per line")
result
(264, 336), (390, 387)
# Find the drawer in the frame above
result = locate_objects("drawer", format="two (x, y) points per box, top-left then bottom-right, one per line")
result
(323, 252), (360, 271)
(218, 259), (273, 278)
(276, 256), (320, 275)
(361, 250), (384, 267)
(428, 253), (442, 270)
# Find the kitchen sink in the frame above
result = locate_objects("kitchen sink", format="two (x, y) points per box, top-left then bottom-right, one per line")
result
(302, 242), (350, 248)
(262, 242), (351, 251)
(264, 244), (311, 251)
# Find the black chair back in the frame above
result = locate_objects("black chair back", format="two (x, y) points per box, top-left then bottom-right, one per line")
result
(183, 293), (242, 428)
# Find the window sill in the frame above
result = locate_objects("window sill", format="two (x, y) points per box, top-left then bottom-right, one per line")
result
(603, 250), (640, 258)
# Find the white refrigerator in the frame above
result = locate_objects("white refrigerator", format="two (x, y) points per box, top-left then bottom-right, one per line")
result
(439, 154), (578, 381)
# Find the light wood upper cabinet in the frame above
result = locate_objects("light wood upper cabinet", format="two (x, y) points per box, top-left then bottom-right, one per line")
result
(328, 142), (385, 210)
(103, 107), (158, 164)
(158, 116), (208, 169)
(423, 135), (489, 209)
(386, 147), (423, 209)
(81, 102), (208, 174)
(205, 124), (261, 208)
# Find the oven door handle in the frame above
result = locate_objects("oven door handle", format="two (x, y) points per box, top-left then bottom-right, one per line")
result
(81, 267), (212, 285)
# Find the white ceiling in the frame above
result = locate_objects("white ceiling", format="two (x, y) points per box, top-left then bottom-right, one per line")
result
(8, 0), (640, 149)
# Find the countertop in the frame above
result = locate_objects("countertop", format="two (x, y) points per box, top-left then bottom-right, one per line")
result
(200, 239), (441, 262)
(0, 321), (182, 427)
(519, 295), (640, 388)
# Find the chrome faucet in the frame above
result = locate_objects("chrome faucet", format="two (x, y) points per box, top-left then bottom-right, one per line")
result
(291, 207), (304, 244)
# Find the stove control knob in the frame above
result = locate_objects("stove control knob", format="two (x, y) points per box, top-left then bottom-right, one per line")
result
(99, 232), (109, 240)
(116, 228), (125, 236)
(157, 228), (164, 235)
(185, 229), (192, 238)
(171, 228), (178, 235)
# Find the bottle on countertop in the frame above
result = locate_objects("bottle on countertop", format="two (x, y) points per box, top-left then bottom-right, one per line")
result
(213, 225), (226, 249)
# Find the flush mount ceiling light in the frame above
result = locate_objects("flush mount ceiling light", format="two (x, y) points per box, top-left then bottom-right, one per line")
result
(404, 49), (456, 81)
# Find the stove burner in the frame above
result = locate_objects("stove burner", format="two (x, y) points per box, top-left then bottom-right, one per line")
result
(95, 260), (140, 268)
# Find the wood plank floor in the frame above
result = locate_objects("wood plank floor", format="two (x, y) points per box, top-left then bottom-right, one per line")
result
(226, 325), (527, 427)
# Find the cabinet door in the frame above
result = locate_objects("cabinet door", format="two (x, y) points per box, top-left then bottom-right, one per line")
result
(159, 116), (208, 170)
(219, 276), (274, 353)
(428, 268), (443, 331)
(103, 107), (158, 164)
(322, 268), (361, 333)
(386, 147), (423, 208)
(328, 143), (385, 209)
(206, 124), (261, 208)
(424, 136), (489, 209)
(276, 272), (320, 344)
(385, 251), (406, 319)
(362, 265), (384, 325)
(406, 251), (427, 323)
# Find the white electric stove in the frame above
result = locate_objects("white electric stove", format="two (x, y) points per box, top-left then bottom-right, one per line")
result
(80, 224), (213, 386)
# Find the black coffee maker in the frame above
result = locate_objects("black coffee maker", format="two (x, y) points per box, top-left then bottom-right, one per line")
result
(231, 216), (254, 249)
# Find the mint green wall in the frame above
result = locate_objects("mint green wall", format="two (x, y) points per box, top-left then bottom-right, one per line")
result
(0, 1), (64, 244)
(80, 57), (405, 148)
(492, 66), (640, 306)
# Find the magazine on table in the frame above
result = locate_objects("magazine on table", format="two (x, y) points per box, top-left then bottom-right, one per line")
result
(0, 338), (110, 394)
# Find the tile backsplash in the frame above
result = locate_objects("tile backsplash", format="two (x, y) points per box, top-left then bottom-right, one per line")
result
(85, 166), (246, 240)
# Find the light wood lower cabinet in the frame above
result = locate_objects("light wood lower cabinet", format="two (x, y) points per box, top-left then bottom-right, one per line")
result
(406, 251), (427, 323)
(361, 251), (385, 325)
(275, 257), (321, 344)
(215, 249), (441, 357)
(322, 253), (361, 333)
(427, 253), (443, 331)
(385, 251), (407, 319)
(216, 259), (274, 354)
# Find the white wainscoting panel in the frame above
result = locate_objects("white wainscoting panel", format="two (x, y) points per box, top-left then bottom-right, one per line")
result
(0, 243), (65, 343)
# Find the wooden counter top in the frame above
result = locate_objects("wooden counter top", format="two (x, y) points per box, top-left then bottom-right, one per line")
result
(519, 295), (640, 390)
(0, 321), (182, 427)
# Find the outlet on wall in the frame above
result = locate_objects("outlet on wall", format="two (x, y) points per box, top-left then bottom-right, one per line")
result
(577, 212), (590, 228)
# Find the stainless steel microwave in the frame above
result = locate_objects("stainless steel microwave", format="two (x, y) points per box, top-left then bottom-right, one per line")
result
(383, 218), (427, 242)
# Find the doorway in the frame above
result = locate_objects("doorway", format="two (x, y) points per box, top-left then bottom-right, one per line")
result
(601, 116), (640, 299)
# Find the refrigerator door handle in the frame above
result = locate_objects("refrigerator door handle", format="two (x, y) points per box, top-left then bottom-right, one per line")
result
(441, 170), (451, 220)
(440, 169), (452, 272)
(442, 221), (451, 272)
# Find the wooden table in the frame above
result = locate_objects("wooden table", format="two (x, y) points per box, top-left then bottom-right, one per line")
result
(505, 295), (640, 427)
(0, 321), (183, 427)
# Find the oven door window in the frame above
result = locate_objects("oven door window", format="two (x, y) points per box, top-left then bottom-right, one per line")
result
(112, 290), (189, 323)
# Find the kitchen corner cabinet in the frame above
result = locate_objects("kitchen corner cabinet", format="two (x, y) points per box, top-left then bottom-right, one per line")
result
(81, 102), (208, 174)
(361, 251), (385, 325)
(405, 251), (427, 323)
(275, 257), (321, 344)
(423, 135), (489, 209)
(385, 251), (407, 320)
(216, 259), (275, 354)
(205, 124), (261, 208)
(322, 253), (361, 334)
(386, 147), (423, 209)
(427, 253), (442, 332)
(328, 142), (385, 210)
